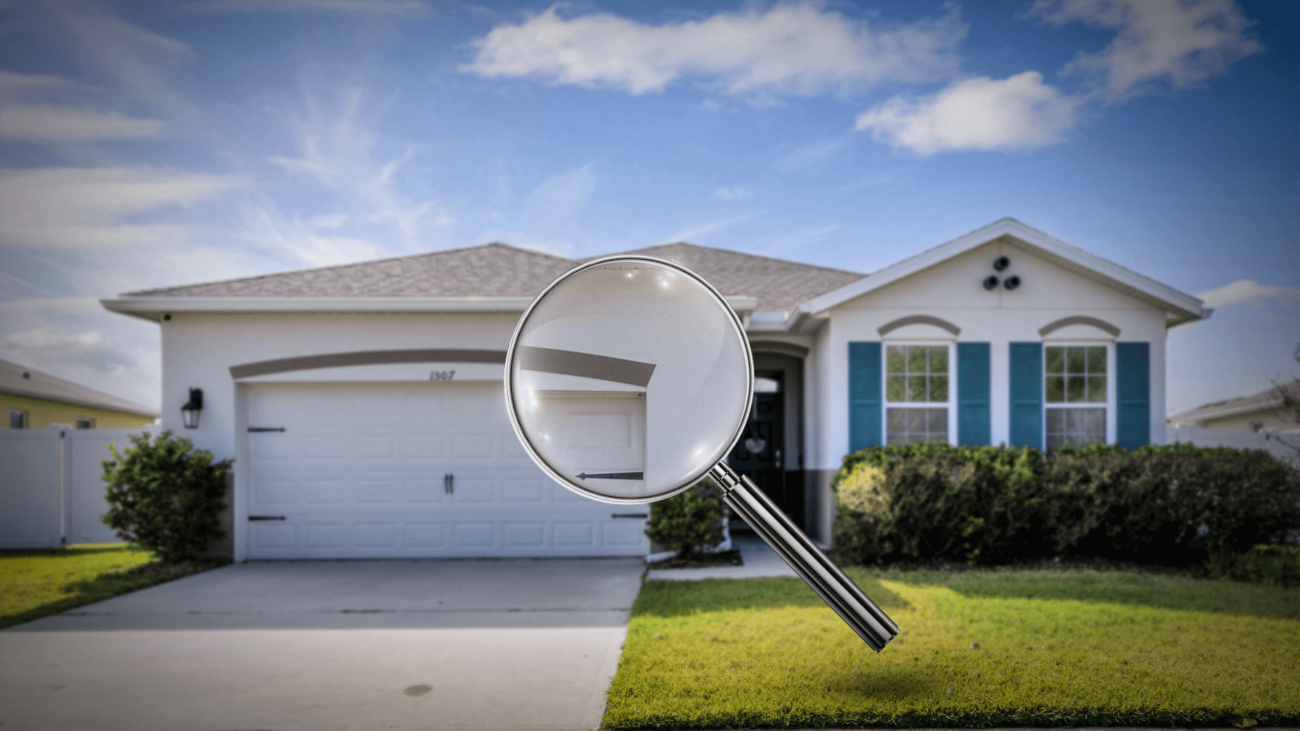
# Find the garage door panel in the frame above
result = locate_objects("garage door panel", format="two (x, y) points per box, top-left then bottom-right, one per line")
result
(354, 478), (399, 503)
(246, 382), (649, 558)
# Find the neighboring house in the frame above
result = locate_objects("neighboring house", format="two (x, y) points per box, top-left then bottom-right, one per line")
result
(1, 359), (159, 430)
(101, 218), (1210, 561)
(1168, 379), (1300, 433)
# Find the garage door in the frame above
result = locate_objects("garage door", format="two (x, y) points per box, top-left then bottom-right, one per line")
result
(244, 382), (649, 559)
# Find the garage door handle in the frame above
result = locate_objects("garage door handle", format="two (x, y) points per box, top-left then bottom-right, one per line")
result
(611, 513), (648, 519)
(248, 515), (286, 521)
(444, 474), (454, 494)
(248, 427), (286, 432)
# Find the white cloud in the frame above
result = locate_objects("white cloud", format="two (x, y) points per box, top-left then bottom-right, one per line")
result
(855, 71), (1078, 155)
(463, 3), (965, 96)
(1197, 280), (1300, 309)
(235, 200), (388, 269)
(1031, 0), (1262, 102)
(0, 70), (164, 142)
(4, 329), (132, 372)
(858, 0), (1259, 155)
(713, 186), (751, 200)
(191, 0), (426, 13)
(0, 167), (236, 250)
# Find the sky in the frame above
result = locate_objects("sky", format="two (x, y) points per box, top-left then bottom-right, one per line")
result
(0, 0), (1296, 417)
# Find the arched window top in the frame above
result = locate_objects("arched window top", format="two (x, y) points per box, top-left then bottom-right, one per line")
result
(877, 315), (961, 338)
(1038, 316), (1120, 338)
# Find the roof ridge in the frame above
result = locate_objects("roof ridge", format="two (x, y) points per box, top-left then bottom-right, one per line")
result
(124, 242), (572, 297)
(602, 241), (866, 278)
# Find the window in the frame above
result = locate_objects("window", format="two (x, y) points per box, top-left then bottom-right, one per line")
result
(75, 418), (94, 430)
(9, 410), (26, 429)
(1045, 345), (1107, 451)
(885, 344), (951, 444)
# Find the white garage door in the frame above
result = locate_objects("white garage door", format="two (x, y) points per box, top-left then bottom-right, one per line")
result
(244, 382), (649, 559)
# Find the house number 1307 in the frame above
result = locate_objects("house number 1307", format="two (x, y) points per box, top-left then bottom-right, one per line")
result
(430, 370), (456, 381)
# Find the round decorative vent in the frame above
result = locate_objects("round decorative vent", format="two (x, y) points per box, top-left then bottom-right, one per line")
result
(1004, 275), (1021, 290)
(983, 275), (1000, 290)
(993, 256), (1010, 271)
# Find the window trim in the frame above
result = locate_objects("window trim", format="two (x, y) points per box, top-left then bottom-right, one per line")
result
(882, 339), (957, 445)
(9, 409), (27, 430)
(75, 418), (95, 430)
(1042, 340), (1116, 449)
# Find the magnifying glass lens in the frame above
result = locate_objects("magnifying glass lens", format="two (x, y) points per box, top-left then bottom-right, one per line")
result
(507, 259), (750, 502)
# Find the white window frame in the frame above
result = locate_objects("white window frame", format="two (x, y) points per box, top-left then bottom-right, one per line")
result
(1042, 340), (1116, 450)
(882, 339), (957, 445)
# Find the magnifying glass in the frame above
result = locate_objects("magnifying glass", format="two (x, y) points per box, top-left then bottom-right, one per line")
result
(504, 256), (899, 651)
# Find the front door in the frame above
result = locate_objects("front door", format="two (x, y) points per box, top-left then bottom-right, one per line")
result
(728, 372), (802, 529)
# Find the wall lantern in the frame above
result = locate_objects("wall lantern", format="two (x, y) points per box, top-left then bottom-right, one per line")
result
(181, 388), (203, 429)
(993, 256), (1010, 271)
(1004, 275), (1022, 291)
(983, 275), (1000, 290)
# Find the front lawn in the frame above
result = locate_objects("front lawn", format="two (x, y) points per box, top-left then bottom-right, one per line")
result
(1, 544), (211, 630)
(604, 567), (1300, 729)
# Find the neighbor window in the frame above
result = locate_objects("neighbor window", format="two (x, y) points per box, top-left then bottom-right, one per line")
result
(1045, 345), (1107, 451)
(885, 344), (951, 444)
(75, 418), (94, 430)
(9, 410), (26, 429)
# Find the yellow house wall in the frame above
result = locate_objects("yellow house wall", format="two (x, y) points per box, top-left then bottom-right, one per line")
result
(1, 393), (158, 430)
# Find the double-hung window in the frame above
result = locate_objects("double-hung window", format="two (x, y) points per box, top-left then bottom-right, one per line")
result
(885, 344), (952, 444)
(1044, 345), (1107, 451)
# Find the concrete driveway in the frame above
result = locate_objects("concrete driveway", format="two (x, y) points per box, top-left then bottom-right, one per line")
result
(0, 558), (645, 731)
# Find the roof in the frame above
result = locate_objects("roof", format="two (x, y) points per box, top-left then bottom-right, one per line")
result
(806, 218), (1210, 328)
(126, 242), (576, 298)
(105, 240), (861, 318)
(0, 359), (160, 418)
(591, 243), (863, 313)
(1168, 379), (1299, 425)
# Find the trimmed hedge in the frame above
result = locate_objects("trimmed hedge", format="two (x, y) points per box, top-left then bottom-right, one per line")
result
(645, 480), (725, 559)
(833, 443), (1300, 567)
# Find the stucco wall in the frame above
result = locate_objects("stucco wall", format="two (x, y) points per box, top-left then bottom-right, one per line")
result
(811, 239), (1171, 471)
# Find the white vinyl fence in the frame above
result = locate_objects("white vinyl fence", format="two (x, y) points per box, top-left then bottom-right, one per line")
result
(0, 426), (139, 549)
(1169, 425), (1300, 469)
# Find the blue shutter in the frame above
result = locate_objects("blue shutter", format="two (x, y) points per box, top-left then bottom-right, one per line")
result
(849, 342), (881, 452)
(957, 342), (991, 446)
(1009, 342), (1043, 449)
(1116, 342), (1150, 449)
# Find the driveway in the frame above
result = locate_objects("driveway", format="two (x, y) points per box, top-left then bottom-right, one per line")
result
(0, 558), (645, 731)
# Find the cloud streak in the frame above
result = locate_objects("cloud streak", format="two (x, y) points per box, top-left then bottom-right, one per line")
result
(0, 70), (164, 142)
(464, 3), (965, 97)
(1198, 280), (1300, 309)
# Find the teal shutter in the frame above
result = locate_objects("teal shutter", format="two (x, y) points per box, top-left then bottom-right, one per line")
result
(957, 342), (990, 446)
(1009, 342), (1043, 449)
(1116, 342), (1150, 449)
(849, 342), (881, 451)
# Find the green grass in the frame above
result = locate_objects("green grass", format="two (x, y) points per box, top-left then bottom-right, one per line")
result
(604, 568), (1300, 729)
(1, 544), (175, 629)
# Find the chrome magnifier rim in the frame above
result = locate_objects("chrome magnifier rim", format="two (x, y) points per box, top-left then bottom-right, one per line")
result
(503, 254), (755, 505)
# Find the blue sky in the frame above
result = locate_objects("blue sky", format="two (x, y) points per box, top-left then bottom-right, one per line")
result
(0, 0), (1296, 416)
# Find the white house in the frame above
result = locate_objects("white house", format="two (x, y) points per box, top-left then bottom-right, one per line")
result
(102, 218), (1210, 562)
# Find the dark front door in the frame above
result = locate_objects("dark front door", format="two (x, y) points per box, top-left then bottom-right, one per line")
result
(728, 373), (803, 530)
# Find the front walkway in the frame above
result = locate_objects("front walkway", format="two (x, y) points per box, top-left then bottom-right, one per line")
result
(0, 558), (644, 731)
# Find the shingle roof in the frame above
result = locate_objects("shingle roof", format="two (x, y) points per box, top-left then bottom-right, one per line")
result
(124, 241), (866, 314)
(0, 359), (159, 418)
(592, 243), (864, 313)
(126, 243), (577, 299)
(1168, 379), (1299, 425)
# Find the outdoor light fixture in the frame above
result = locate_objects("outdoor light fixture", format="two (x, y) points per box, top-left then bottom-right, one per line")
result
(1004, 275), (1022, 291)
(993, 256), (1010, 271)
(983, 275), (1000, 290)
(181, 388), (203, 429)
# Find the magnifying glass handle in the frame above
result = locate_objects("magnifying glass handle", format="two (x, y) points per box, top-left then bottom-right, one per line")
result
(708, 462), (899, 652)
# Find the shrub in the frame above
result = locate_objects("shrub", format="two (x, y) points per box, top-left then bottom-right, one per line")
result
(833, 443), (1300, 567)
(1207, 544), (1300, 586)
(101, 431), (233, 564)
(646, 480), (725, 559)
